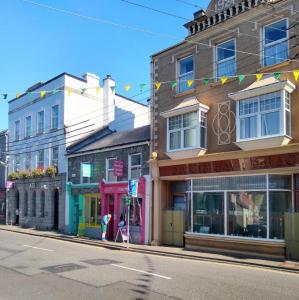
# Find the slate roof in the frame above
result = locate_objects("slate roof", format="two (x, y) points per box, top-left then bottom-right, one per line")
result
(69, 125), (150, 154)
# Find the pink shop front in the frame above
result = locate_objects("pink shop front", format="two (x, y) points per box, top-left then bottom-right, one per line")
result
(100, 176), (149, 244)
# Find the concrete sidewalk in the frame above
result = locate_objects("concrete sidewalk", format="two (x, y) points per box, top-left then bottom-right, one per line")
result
(1, 225), (299, 273)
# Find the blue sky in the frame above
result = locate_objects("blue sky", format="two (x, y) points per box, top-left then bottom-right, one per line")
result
(0, 0), (210, 131)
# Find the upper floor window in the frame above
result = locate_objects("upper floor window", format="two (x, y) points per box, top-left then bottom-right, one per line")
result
(52, 146), (59, 167)
(25, 152), (31, 170)
(106, 158), (117, 182)
(129, 153), (142, 180)
(238, 91), (291, 141)
(178, 56), (194, 93)
(37, 111), (45, 134)
(263, 19), (288, 67)
(14, 155), (20, 172)
(167, 110), (207, 151)
(51, 105), (59, 129)
(15, 120), (20, 141)
(37, 149), (44, 169)
(25, 116), (32, 138)
(80, 162), (93, 184)
(216, 39), (236, 79)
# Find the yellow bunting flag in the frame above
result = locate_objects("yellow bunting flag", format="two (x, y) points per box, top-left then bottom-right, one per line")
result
(96, 87), (102, 94)
(187, 80), (194, 87)
(16, 93), (20, 99)
(256, 74), (263, 81)
(40, 91), (46, 98)
(125, 84), (131, 92)
(155, 82), (161, 90)
(293, 70), (299, 81)
(67, 88), (72, 96)
(220, 76), (228, 85)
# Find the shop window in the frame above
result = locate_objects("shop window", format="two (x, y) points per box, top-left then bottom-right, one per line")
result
(106, 158), (117, 182)
(168, 111), (207, 151)
(237, 91), (291, 141)
(216, 39), (236, 79)
(193, 192), (224, 235)
(121, 197), (142, 226)
(263, 19), (288, 67)
(84, 194), (101, 226)
(178, 56), (194, 93)
(228, 192), (267, 238)
(129, 153), (141, 180)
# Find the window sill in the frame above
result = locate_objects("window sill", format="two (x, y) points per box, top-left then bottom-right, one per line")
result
(166, 147), (207, 160)
(258, 60), (290, 73)
(235, 135), (292, 151)
(174, 88), (195, 98)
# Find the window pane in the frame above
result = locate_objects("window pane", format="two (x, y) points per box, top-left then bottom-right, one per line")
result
(178, 72), (194, 93)
(131, 154), (141, 166)
(240, 116), (257, 139)
(108, 170), (117, 182)
(108, 159), (115, 169)
(217, 58), (236, 78)
(183, 112), (197, 127)
(261, 111), (280, 136)
(217, 40), (235, 61)
(269, 191), (291, 239)
(169, 115), (181, 130)
(286, 109), (291, 136)
(38, 111), (44, 133)
(184, 128), (196, 148)
(131, 167), (141, 180)
(269, 175), (292, 190)
(169, 131), (181, 150)
(26, 116), (31, 137)
(260, 92), (281, 112)
(193, 192), (224, 235)
(200, 126), (207, 148)
(265, 20), (287, 45)
(179, 56), (194, 75)
(264, 40), (288, 66)
(228, 192), (267, 238)
(239, 98), (258, 116)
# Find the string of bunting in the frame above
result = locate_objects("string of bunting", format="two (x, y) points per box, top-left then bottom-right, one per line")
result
(1, 70), (299, 100)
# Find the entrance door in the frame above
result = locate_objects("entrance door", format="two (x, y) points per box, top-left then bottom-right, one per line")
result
(74, 203), (79, 235)
(15, 191), (20, 225)
(53, 189), (59, 230)
(107, 195), (114, 240)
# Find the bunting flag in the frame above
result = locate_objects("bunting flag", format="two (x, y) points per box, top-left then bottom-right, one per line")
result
(96, 87), (102, 94)
(28, 92), (33, 97)
(125, 84), (131, 92)
(238, 75), (245, 83)
(155, 82), (161, 90)
(40, 91), (46, 98)
(67, 88), (72, 96)
(16, 93), (21, 99)
(220, 76), (228, 85)
(274, 72), (282, 80)
(203, 78), (209, 86)
(139, 83), (146, 92)
(170, 81), (177, 90)
(110, 86), (115, 93)
(293, 70), (299, 81)
(256, 73), (263, 81)
(52, 89), (60, 95)
(81, 88), (86, 94)
(3, 94), (7, 100)
(187, 79), (194, 87)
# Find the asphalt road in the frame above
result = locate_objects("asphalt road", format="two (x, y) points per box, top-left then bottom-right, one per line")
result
(0, 231), (299, 300)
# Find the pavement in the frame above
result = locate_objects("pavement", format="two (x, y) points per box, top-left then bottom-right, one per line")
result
(1, 229), (299, 300)
(0, 225), (299, 274)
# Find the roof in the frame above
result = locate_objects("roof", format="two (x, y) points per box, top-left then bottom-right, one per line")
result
(69, 125), (150, 154)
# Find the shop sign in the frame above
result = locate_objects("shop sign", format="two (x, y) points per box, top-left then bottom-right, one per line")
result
(120, 226), (128, 242)
(159, 152), (299, 177)
(114, 160), (124, 177)
(128, 180), (138, 197)
(82, 163), (92, 178)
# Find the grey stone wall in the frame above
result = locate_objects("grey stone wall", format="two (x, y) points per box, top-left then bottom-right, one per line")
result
(7, 174), (66, 232)
(68, 144), (150, 184)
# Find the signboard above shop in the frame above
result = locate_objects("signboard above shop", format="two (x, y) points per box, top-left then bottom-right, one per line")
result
(114, 160), (124, 177)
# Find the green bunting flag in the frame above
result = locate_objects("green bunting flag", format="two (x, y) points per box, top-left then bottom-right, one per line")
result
(81, 88), (87, 94)
(274, 72), (282, 80)
(3, 94), (7, 100)
(52, 89), (60, 95)
(238, 75), (245, 83)
(171, 81), (177, 89)
(203, 78), (209, 86)
(139, 83), (146, 92)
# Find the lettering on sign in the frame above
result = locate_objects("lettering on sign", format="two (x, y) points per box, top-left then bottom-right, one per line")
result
(114, 160), (124, 177)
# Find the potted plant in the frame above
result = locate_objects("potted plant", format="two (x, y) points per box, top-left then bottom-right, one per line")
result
(19, 170), (31, 179)
(45, 166), (57, 177)
(31, 167), (45, 178)
(8, 172), (20, 181)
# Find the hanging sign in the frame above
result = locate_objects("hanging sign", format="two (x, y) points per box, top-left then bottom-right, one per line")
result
(128, 179), (138, 197)
(114, 160), (124, 177)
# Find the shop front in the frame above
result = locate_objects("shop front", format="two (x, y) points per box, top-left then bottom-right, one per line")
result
(100, 176), (148, 244)
(0, 190), (6, 224)
(155, 150), (299, 257)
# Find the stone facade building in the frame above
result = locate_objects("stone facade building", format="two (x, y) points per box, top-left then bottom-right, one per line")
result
(150, 0), (299, 257)
(0, 129), (8, 224)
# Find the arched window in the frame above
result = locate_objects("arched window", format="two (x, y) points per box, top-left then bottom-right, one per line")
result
(24, 192), (28, 217)
(40, 191), (45, 218)
(32, 191), (36, 217)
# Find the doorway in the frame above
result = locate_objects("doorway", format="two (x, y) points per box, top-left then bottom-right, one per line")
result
(15, 191), (20, 225)
(53, 189), (59, 230)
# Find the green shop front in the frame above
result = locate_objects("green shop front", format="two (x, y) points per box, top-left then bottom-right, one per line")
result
(67, 182), (102, 238)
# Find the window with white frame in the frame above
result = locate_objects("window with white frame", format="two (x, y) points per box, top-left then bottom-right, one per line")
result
(25, 152), (31, 170)
(25, 116), (32, 138)
(14, 155), (20, 172)
(80, 162), (93, 184)
(106, 158), (117, 182)
(37, 111), (45, 134)
(51, 105), (59, 129)
(168, 111), (207, 151)
(263, 19), (288, 67)
(216, 39), (236, 79)
(52, 146), (59, 167)
(37, 149), (44, 169)
(178, 56), (194, 93)
(238, 91), (291, 141)
(129, 153), (142, 180)
(15, 120), (20, 141)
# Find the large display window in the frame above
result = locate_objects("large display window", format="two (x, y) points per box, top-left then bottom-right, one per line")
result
(190, 174), (293, 240)
(83, 194), (101, 226)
